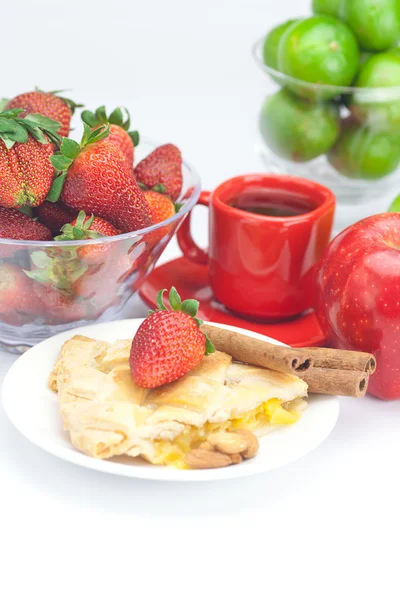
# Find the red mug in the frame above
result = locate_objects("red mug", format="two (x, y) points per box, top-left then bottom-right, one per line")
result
(177, 174), (335, 320)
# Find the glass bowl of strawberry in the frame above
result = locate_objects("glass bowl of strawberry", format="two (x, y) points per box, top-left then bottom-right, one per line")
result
(0, 111), (200, 353)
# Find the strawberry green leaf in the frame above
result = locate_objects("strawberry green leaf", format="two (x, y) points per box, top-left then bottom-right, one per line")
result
(81, 110), (98, 128)
(138, 182), (147, 191)
(181, 299), (199, 317)
(0, 117), (25, 134)
(22, 123), (48, 144)
(24, 270), (53, 284)
(148, 310), (155, 315)
(10, 122), (29, 143)
(109, 107), (123, 126)
(204, 336), (215, 355)
(30, 251), (53, 269)
(47, 131), (62, 147)
(0, 98), (9, 111)
(85, 230), (103, 239)
(81, 122), (92, 147)
(169, 287), (182, 311)
(87, 125), (109, 143)
(74, 210), (87, 229)
(1, 136), (15, 149)
(152, 184), (166, 193)
(0, 121), (28, 143)
(51, 154), (73, 171)
(24, 113), (62, 133)
(0, 108), (23, 119)
(122, 108), (131, 130)
(60, 138), (80, 159)
(156, 288), (168, 311)
(56, 275), (73, 292)
(72, 227), (84, 240)
(174, 202), (183, 213)
(95, 105), (107, 124)
(47, 172), (67, 203)
(194, 317), (203, 327)
(129, 130), (139, 146)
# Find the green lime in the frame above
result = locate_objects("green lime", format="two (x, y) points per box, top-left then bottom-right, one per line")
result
(340, 0), (400, 51)
(388, 193), (400, 211)
(312, 0), (341, 17)
(259, 89), (340, 162)
(278, 16), (359, 100)
(263, 19), (299, 71)
(359, 51), (374, 68)
(328, 119), (400, 179)
(350, 52), (400, 131)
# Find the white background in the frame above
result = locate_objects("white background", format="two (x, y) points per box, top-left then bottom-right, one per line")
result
(1, 1), (400, 598)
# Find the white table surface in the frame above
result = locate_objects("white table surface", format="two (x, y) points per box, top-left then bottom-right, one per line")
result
(2, 0), (400, 598)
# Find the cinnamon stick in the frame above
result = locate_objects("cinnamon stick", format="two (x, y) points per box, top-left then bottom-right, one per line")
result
(301, 347), (376, 374)
(300, 367), (369, 398)
(200, 324), (313, 375)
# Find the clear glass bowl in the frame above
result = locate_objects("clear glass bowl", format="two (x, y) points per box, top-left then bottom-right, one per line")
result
(0, 139), (201, 353)
(252, 37), (400, 207)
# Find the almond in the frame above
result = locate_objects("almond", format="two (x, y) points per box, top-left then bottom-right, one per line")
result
(185, 448), (232, 469)
(229, 453), (243, 465)
(236, 429), (259, 459)
(199, 441), (214, 450)
(207, 431), (249, 455)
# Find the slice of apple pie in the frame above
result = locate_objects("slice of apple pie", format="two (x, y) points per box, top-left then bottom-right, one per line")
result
(50, 334), (308, 469)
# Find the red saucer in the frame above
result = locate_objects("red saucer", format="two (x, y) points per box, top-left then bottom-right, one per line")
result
(140, 257), (326, 348)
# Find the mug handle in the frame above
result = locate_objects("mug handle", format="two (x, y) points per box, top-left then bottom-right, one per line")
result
(177, 190), (210, 265)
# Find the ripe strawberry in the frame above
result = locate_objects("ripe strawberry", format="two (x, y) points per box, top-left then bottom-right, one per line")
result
(130, 287), (214, 388)
(81, 106), (138, 164)
(48, 125), (153, 233)
(71, 260), (122, 317)
(6, 89), (82, 137)
(134, 144), (183, 200)
(35, 201), (78, 235)
(33, 282), (86, 324)
(0, 206), (52, 241)
(0, 206), (52, 258)
(144, 190), (175, 224)
(0, 263), (42, 316)
(56, 210), (120, 265)
(0, 109), (61, 208)
(143, 189), (176, 244)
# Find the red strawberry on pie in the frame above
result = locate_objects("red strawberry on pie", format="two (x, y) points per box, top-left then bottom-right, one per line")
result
(130, 287), (214, 388)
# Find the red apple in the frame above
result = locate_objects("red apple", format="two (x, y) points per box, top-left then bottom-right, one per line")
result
(314, 213), (400, 400)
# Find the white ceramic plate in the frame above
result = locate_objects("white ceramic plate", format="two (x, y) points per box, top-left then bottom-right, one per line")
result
(2, 319), (339, 482)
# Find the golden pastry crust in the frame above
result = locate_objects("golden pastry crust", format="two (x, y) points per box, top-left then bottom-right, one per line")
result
(50, 335), (308, 465)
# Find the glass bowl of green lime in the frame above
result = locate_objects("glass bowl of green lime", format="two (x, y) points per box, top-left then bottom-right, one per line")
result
(253, 3), (400, 216)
